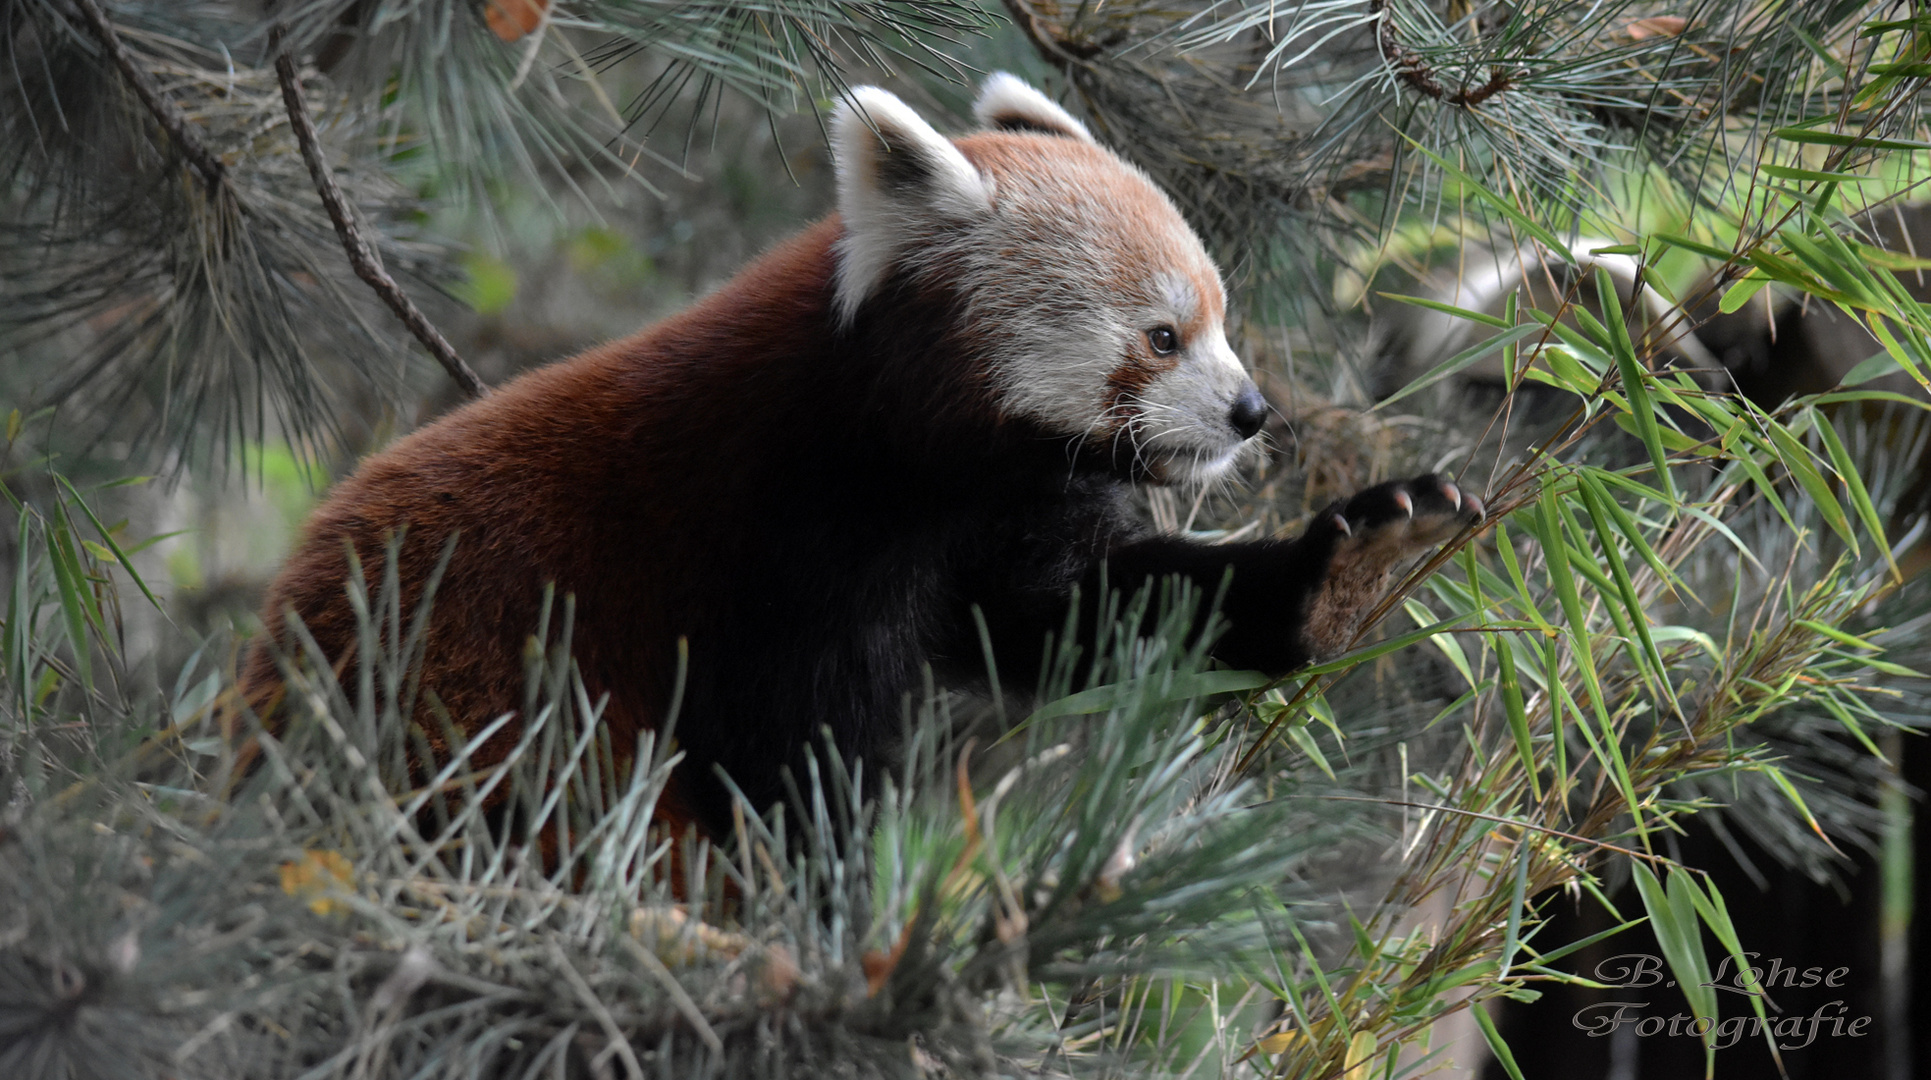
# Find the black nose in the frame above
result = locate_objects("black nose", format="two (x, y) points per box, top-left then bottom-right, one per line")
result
(1228, 385), (1266, 439)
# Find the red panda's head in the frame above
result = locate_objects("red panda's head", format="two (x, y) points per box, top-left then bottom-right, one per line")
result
(831, 75), (1265, 486)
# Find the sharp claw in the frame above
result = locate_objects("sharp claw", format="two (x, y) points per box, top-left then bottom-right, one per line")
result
(1464, 493), (1486, 522)
(1441, 480), (1462, 512)
(1332, 513), (1351, 537)
(1394, 490), (1414, 517)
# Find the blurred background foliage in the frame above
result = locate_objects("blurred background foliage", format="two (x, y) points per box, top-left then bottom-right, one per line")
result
(6, 0), (1931, 1077)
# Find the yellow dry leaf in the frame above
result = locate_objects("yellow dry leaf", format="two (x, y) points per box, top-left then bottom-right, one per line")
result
(1255, 1029), (1299, 1055)
(1624, 15), (1690, 39)
(279, 849), (354, 916)
(1342, 1030), (1380, 1080)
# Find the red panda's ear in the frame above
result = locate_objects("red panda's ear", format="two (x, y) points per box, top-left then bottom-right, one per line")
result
(832, 87), (992, 325)
(973, 73), (1096, 145)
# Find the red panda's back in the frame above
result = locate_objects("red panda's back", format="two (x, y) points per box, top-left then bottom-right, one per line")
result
(245, 220), (846, 779)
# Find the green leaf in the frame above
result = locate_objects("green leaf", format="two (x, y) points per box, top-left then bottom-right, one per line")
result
(1502, 290), (1521, 387)
(1499, 835), (1533, 980)
(1839, 351), (1899, 386)
(44, 517), (95, 690)
(1612, 413), (1702, 451)
(55, 475), (164, 614)
(1653, 232), (1736, 261)
(1781, 229), (1879, 304)
(1494, 634), (1541, 800)
(1717, 433), (1797, 537)
(1718, 274), (1769, 314)
(1491, 519), (1549, 629)
(1762, 419), (1856, 552)
(1024, 668), (1271, 723)
(1772, 126), (1931, 151)
(1407, 599), (1475, 686)
(1539, 346), (1605, 396)
(1298, 611), (1507, 676)
(1815, 691), (1886, 761)
(1811, 413), (1894, 577)
(1377, 324), (1543, 409)
(1760, 164), (1880, 184)
(1577, 473), (1679, 717)
(1399, 136), (1574, 258)
(1631, 863), (1719, 1069)
(1287, 724), (1336, 779)
(1529, 488), (1605, 723)
(1375, 292), (1512, 329)
(1586, 471), (1689, 595)
(1474, 1000), (1527, 1080)
(1679, 880), (1787, 1068)
(1760, 764), (1838, 853)
(1812, 389), (1931, 409)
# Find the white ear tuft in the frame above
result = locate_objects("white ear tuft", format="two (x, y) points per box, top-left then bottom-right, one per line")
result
(972, 73), (1095, 145)
(831, 86), (991, 325)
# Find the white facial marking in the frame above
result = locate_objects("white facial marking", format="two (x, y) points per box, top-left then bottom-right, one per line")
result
(1156, 272), (1198, 320)
(1133, 323), (1257, 484)
(833, 75), (1264, 486)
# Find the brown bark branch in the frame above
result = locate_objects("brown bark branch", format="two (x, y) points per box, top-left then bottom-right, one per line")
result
(70, 0), (228, 194)
(999, 0), (1101, 71)
(271, 33), (489, 401)
(1369, 0), (1516, 107)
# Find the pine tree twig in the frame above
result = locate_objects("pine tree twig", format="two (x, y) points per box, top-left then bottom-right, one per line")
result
(1000, 0), (1103, 71)
(1369, 0), (1516, 107)
(70, 0), (229, 194)
(271, 32), (490, 401)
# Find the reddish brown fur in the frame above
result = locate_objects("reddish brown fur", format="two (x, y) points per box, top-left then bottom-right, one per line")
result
(245, 113), (1474, 855)
(248, 220), (861, 836)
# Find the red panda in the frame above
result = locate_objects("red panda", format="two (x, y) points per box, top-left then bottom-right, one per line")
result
(246, 74), (1483, 838)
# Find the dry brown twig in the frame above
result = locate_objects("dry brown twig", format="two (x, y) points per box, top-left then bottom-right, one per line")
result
(272, 30), (490, 401)
(70, 0), (230, 193)
(73, 0), (489, 401)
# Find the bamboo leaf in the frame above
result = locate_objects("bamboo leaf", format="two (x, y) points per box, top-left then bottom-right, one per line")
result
(1376, 292), (1513, 329)
(1760, 164), (1880, 184)
(1408, 599), (1474, 686)
(55, 475), (164, 614)
(43, 516), (94, 691)
(1680, 879), (1786, 1069)
(1631, 863), (1718, 1069)
(1762, 419), (1856, 552)
(1498, 836), (1533, 980)
(1718, 274), (1769, 314)
(1494, 634), (1541, 801)
(1576, 473), (1678, 717)
(1378, 325), (1542, 409)
(1653, 232), (1737, 261)
(1474, 1002), (1527, 1080)
(1399, 136), (1574, 258)
(1810, 415), (1894, 577)
(1772, 126), (1931, 151)
(1838, 352), (1899, 386)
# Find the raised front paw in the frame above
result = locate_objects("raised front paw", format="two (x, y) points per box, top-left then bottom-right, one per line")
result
(1317, 473), (1485, 552)
(1300, 474), (1485, 660)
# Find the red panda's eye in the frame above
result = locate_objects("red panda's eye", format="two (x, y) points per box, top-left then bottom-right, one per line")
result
(1147, 326), (1179, 355)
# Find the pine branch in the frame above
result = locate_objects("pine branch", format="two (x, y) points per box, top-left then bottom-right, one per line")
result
(272, 34), (488, 402)
(1368, 0), (1516, 107)
(68, 0), (228, 196)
